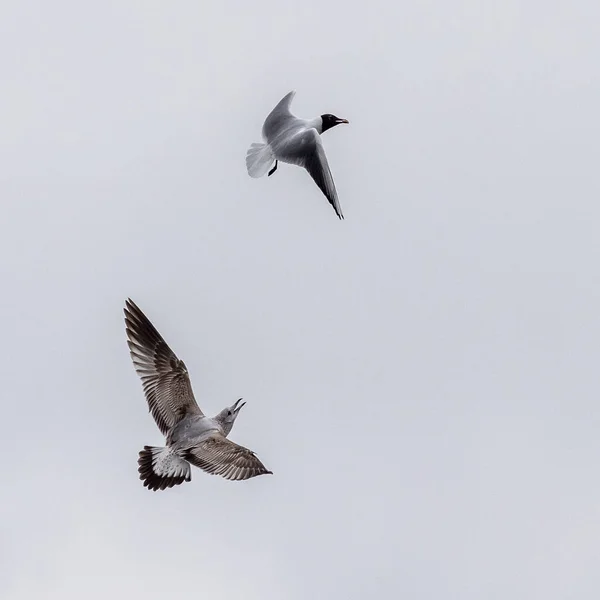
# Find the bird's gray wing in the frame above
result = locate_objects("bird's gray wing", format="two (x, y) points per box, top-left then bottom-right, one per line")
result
(262, 90), (297, 141)
(186, 433), (272, 481)
(277, 128), (344, 219)
(124, 299), (203, 436)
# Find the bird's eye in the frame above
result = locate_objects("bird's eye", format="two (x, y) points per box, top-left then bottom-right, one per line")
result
(228, 410), (232, 416)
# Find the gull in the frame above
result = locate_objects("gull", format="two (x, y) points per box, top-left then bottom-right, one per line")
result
(124, 299), (272, 491)
(246, 90), (349, 219)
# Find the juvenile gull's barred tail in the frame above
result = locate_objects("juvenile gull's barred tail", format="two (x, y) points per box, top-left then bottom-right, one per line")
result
(138, 446), (191, 492)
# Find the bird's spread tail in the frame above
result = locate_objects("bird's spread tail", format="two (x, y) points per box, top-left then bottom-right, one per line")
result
(138, 446), (191, 491)
(245, 142), (275, 178)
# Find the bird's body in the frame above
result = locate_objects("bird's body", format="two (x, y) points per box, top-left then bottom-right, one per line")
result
(166, 413), (220, 446)
(246, 90), (348, 219)
(124, 299), (272, 491)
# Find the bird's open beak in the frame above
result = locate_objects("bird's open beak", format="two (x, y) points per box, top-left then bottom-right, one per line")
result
(337, 118), (349, 124)
(233, 398), (246, 413)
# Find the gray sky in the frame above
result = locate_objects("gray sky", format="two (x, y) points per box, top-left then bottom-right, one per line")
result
(1, 1), (599, 598)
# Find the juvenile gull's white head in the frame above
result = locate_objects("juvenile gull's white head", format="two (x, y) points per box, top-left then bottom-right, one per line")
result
(215, 397), (246, 436)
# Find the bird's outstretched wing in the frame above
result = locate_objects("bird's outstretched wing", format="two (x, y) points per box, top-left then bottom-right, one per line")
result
(186, 434), (272, 481)
(262, 90), (297, 141)
(124, 299), (203, 435)
(278, 128), (344, 219)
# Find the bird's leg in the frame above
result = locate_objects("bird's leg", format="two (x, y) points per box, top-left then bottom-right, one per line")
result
(268, 160), (278, 177)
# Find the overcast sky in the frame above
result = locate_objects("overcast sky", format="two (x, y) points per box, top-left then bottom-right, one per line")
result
(1, 1), (599, 599)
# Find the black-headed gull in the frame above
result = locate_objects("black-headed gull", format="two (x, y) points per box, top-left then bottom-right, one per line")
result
(247, 90), (349, 219)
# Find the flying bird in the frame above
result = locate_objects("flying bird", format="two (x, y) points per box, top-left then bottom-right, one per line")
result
(246, 90), (349, 219)
(124, 298), (272, 491)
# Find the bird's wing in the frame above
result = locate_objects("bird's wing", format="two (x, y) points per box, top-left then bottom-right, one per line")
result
(277, 128), (344, 219)
(186, 433), (272, 481)
(262, 90), (297, 141)
(124, 299), (203, 436)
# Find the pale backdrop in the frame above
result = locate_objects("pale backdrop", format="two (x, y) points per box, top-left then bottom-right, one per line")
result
(1, 2), (599, 598)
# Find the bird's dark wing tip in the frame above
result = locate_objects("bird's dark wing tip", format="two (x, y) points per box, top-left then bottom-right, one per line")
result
(124, 298), (138, 314)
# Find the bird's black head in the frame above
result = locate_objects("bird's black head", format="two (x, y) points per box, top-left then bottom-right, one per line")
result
(320, 113), (349, 133)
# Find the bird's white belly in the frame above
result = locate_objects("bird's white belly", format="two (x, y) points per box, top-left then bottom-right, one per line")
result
(168, 415), (220, 445)
(269, 125), (309, 158)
